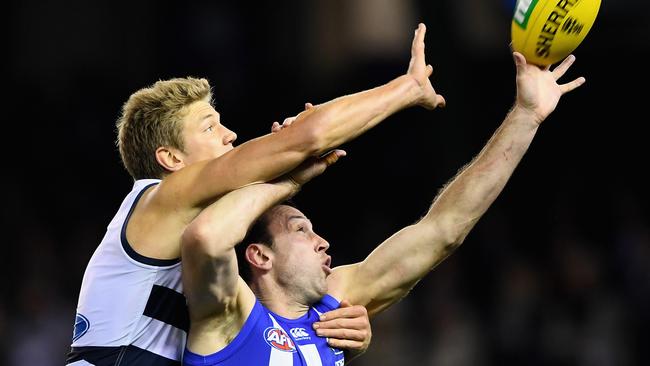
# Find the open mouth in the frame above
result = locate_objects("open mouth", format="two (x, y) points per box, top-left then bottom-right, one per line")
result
(322, 256), (332, 275)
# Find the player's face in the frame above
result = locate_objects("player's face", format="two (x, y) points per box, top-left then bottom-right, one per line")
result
(267, 205), (332, 304)
(180, 101), (237, 165)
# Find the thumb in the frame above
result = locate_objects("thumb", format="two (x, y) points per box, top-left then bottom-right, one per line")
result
(321, 149), (347, 167)
(512, 51), (526, 71)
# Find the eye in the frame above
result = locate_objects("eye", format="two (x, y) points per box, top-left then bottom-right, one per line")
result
(296, 226), (306, 233)
(205, 125), (214, 132)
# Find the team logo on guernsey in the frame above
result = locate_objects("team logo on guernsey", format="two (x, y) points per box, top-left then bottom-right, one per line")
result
(264, 326), (296, 352)
(72, 313), (90, 342)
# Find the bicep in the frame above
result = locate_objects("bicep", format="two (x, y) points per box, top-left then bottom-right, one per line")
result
(329, 223), (449, 317)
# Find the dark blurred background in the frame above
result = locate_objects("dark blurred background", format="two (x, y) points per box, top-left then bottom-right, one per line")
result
(4, 0), (650, 365)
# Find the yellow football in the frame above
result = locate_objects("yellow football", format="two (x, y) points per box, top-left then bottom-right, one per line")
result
(511, 0), (601, 66)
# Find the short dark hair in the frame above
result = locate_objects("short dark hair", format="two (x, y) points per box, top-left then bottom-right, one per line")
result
(235, 201), (297, 282)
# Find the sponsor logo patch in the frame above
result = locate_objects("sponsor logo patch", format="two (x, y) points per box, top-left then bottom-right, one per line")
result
(289, 327), (311, 341)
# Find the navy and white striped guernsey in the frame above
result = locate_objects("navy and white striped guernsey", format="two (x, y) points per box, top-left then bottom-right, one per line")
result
(67, 179), (188, 366)
(183, 295), (345, 366)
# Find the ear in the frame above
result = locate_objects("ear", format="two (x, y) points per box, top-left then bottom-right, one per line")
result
(155, 146), (185, 173)
(246, 244), (273, 272)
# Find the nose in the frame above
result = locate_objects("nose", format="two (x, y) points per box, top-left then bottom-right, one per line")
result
(222, 128), (237, 145)
(315, 235), (329, 252)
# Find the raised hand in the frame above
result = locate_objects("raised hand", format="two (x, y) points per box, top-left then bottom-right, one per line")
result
(513, 51), (586, 124)
(407, 23), (446, 110)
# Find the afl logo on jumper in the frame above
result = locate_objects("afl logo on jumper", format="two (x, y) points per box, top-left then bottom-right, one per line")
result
(72, 313), (90, 342)
(264, 326), (296, 352)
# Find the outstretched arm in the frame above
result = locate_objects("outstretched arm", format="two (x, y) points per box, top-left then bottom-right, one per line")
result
(158, 23), (445, 214)
(138, 24), (445, 260)
(328, 52), (585, 317)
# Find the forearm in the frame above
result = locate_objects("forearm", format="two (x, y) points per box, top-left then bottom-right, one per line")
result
(185, 181), (298, 256)
(332, 107), (541, 314)
(423, 105), (540, 242)
(175, 76), (419, 209)
(298, 75), (421, 155)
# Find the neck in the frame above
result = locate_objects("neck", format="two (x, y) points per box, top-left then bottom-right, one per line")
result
(250, 276), (311, 319)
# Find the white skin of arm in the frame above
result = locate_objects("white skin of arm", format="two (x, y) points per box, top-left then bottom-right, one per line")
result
(131, 24), (445, 260)
(325, 52), (586, 317)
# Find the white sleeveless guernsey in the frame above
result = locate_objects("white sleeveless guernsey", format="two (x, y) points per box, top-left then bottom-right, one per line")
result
(67, 179), (187, 366)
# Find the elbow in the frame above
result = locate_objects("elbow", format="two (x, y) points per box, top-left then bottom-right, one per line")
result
(439, 231), (465, 254)
(181, 224), (211, 254)
(430, 225), (466, 263)
(444, 235), (466, 254)
(182, 221), (243, 258)
(444, 221), (474, 248)
(427, 214), (477, 250)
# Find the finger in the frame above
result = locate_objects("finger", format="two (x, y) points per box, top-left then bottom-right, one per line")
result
(411, 23), (426, 61)
(426, 64), (433, 77)
(271, 122), (281, 132)
(314, 317), (367, 332)
(559, 77), (586, 94)
(305, 102), (314, 110)
(411, 26), (419, 50)
(319, 304), (366, 321)
(417, 23), (427, 43)
(314, 310), (367, 330)
(325, 338), (365, 351)
(315, 328), (366, 341)
(282, 117), (296, 128)
(552, 54), (576, 80)
(321, 149), (346, 166)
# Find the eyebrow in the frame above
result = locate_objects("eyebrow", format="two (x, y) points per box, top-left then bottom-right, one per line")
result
(201, 112), (220, 121)
(288, 215), (308, 221)
(287, 216), (311, 227)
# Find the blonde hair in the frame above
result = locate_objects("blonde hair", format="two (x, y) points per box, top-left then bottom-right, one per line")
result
(116, 77), (213, 179)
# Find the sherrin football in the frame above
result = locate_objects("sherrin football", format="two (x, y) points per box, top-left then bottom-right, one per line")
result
(511, 0), (601, 66)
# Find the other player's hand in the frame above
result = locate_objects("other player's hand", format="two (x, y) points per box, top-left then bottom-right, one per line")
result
(284, 149), (346, 188)
(312, 300), (372, 355)
(406, 23), (446, 110)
